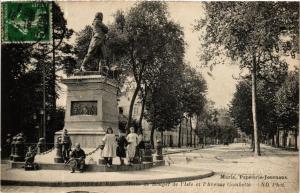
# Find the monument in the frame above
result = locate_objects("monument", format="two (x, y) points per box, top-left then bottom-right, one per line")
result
(55, 12), (119, 148)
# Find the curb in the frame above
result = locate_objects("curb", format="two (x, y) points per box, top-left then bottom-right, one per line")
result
(163, 146), (211, 155)
(9, 160), (165, 172)
(1, 170), (214, 187)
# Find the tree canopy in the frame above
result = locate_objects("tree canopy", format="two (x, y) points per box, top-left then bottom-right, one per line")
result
(1, 2), (74, 142)
(196, 1), (299, 156)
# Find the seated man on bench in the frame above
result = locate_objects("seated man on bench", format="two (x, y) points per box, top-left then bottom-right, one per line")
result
(69, 143), (86, 173)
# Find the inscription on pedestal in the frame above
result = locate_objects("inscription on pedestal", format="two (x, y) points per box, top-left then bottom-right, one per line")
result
(71, 101), (97, 116)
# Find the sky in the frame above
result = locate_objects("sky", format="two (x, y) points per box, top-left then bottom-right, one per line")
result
(56, 1), (241, 108)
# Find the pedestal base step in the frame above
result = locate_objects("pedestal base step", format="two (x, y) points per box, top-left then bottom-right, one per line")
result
(9, 160), (165, 172)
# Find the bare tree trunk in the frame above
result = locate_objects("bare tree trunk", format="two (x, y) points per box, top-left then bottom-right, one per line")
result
(251, 62), (261, 156)
(276, 127), (280, 148)
(125, 83), (140, 132)
(161, 131), (164, 146)
(251, 133), (254, 152)
(294, 128), (298, 150)
(272, 134), (275, 146)
(178, 120), (182, 147)
(182, 129), (184, 147)
(138, 86), (147, 128)
(186, 118), (188, 147)
(189, 117), (193, 147)
(150, 123), (155, 148)
(282, 130), (287, 148)
(193, 133), (196, 148)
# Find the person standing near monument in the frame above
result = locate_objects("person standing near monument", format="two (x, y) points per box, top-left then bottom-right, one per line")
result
(136, 128), (145, 163)
(102, 127), (117, 167)
(61, 129), (72, 163)
(117, 132), (128, 165)
(126, 127), (139, 165)
(80, 12), (108, 71)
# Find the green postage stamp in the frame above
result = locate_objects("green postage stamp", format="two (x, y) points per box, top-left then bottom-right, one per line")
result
(2, 1), (52, 43)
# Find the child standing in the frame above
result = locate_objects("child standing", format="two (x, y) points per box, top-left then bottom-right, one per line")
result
(126, 127), (139, 165)
(102, 127), (117, 167)
(136, 128), (145, 163)
(61, 129), (72, 163)
(116, 132), (128, 165)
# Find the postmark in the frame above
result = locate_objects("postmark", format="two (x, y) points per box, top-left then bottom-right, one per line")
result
(1, 1), (52, 43)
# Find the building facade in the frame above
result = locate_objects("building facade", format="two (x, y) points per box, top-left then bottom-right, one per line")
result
(117, 78), (199, 147)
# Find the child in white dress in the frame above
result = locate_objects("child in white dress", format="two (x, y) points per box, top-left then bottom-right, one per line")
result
(102, 127), (117, 167)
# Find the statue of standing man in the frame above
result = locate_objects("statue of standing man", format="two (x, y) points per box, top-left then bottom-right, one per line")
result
(80, 12), (108, 71)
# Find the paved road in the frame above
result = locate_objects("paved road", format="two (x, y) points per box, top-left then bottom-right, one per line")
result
(2, 143), (298, 193)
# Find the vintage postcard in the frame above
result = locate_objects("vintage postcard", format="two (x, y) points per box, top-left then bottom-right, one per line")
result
(1, 1), (299, 193)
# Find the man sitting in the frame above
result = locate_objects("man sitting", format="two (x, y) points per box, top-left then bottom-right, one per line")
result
(24, 146), (38, 170)
(69, 143), (86, 173)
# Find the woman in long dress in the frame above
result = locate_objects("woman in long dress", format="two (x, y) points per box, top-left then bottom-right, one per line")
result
(102, 127), (117, 167)
(126, 127), (138, 165)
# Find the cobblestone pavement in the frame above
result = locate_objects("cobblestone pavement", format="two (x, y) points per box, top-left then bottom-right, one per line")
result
(1, 143), (298, 193)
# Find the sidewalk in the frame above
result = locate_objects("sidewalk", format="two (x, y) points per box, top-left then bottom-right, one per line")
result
(163, 145), (211, 155)
(1, 143), (298, 193)
(1, 145), (215, 187)
(1, 164), (213, 186)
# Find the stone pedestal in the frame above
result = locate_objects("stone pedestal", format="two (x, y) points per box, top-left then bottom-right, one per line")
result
(55, 73), (119, 148)
(54, 141), (64, 163)
(143, 142), (153, 162)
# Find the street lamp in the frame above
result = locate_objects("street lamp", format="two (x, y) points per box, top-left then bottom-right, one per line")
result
(33, 113), (37, 120)
(40, 109), (45, 139)
(32, 110), (50, 140)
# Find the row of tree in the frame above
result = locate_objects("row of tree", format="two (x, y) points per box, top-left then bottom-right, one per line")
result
(196, 2), (299, 155)
(230, 69), (299, 150)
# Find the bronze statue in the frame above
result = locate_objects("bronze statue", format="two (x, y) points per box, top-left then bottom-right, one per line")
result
(80, 12), (109, 71)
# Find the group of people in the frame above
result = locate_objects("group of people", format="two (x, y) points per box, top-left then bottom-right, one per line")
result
(61, 127), (144, 173)
(102, 126), (144, 167)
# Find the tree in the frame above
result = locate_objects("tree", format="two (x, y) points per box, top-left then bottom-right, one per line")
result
(29, 2), (75, 142)
(195, 2), (299, 156)
(1, 44), (32, 139)
(144, 78), (182, 146)
(1, 2), (75, 143)
(141, 19), (186, 146)
(229, 80), (253, 137)
(181, 66), (207, 146)
(275, 69), (299, 149)
(256, 68), (288, 147)
(196, 101), (214, 145)
(144, 58), (184, 146)
(229, 74), (288, 149)
(124, 2), (184, 131)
